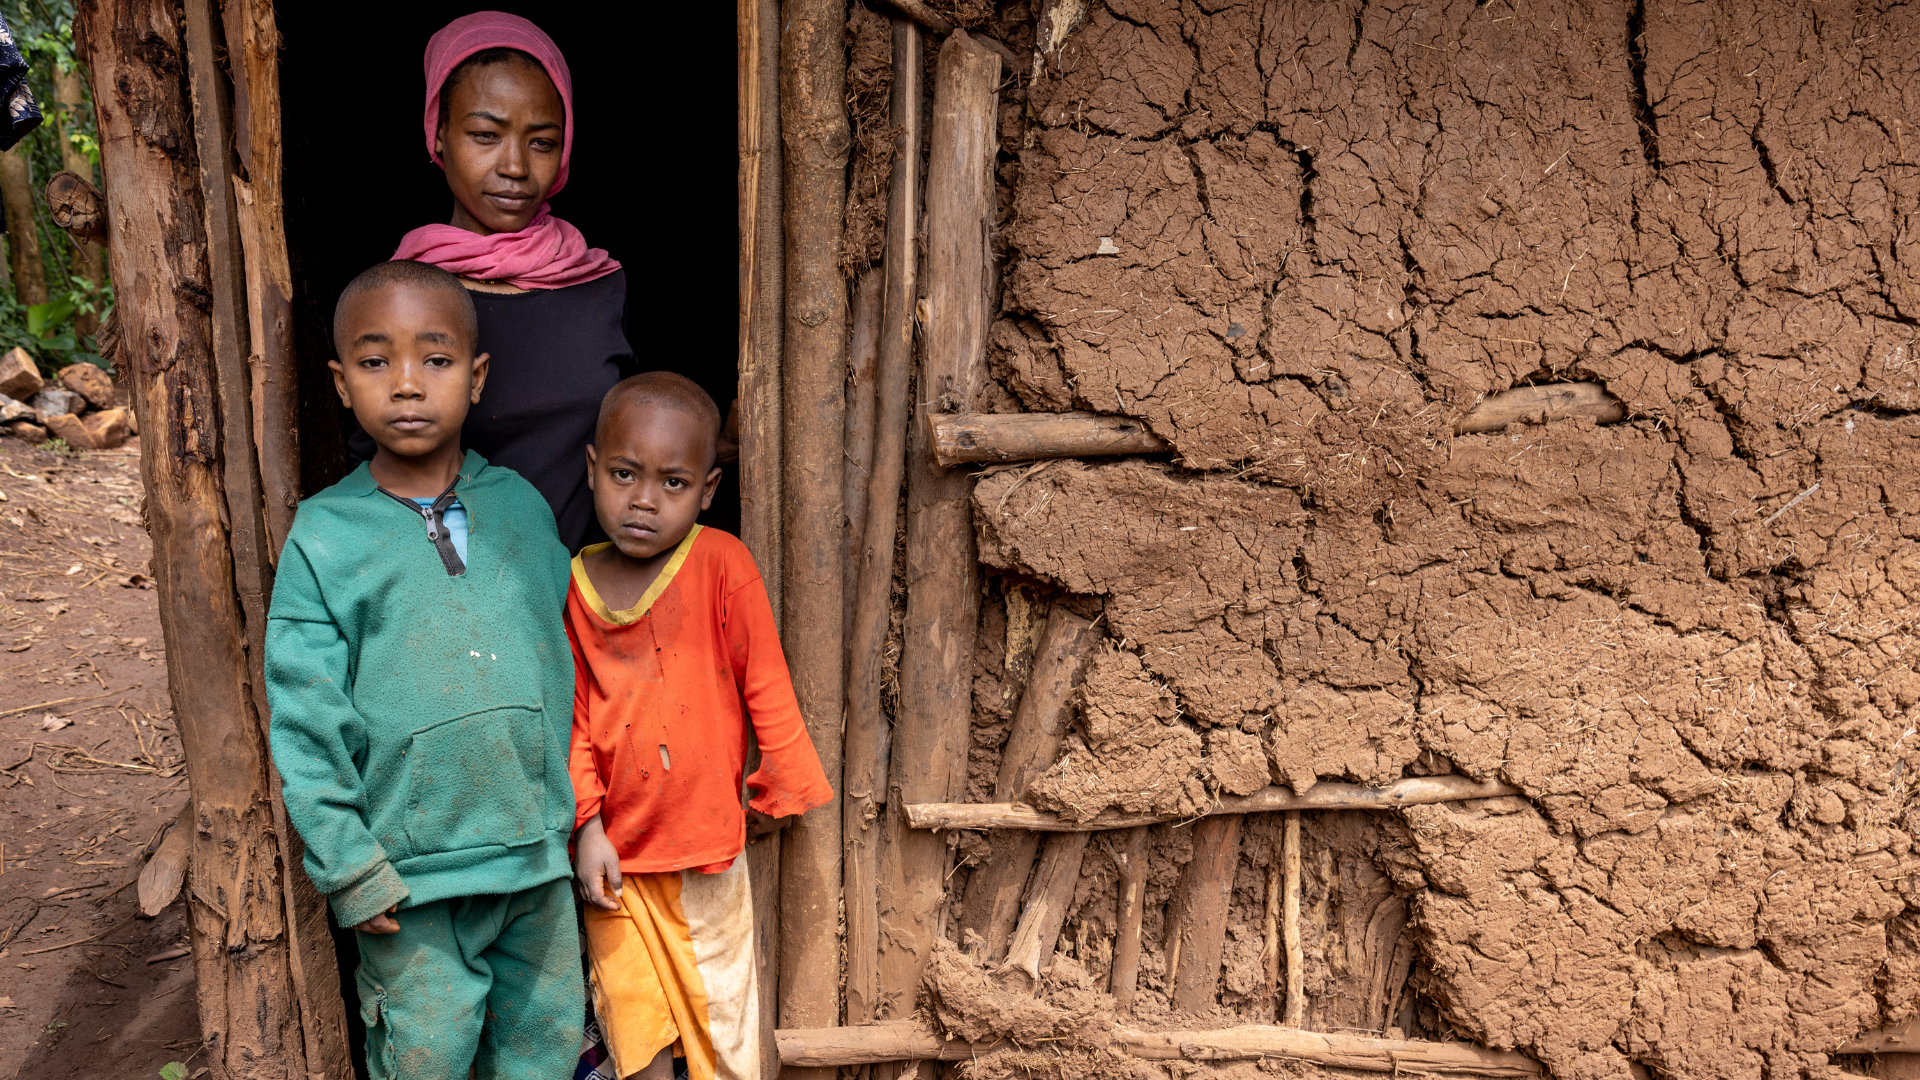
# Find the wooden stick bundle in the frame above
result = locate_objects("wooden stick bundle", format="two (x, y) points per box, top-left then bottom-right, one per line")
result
(908, 776), (1522, 831)
(775, 1020), (1546, 1076)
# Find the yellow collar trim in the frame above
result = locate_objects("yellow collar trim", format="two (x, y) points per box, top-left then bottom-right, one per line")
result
(571, 525), (703, 626)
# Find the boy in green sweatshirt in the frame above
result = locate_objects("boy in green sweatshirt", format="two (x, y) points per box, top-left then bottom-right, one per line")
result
(266, 260), (581, 1079)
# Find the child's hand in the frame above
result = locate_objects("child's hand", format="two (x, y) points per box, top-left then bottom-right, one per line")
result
(355, 906), (400, 934)
(574, 814), (623, 911)
(747, 809), (792, 842)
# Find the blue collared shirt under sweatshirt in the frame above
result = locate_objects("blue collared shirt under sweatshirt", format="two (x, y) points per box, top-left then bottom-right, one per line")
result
(265, 451), (576, 927)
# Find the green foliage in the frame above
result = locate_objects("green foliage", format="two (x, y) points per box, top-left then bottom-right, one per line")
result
(0, 0), (112, 373)
(159, 1063), (189, 1080)
(36, 436), (71, 455)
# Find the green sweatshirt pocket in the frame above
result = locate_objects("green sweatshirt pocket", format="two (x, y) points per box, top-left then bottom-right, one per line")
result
(405, 703), (547, 854)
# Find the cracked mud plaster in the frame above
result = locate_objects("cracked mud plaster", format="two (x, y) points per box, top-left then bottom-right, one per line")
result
(969, 1), (1920, 1075)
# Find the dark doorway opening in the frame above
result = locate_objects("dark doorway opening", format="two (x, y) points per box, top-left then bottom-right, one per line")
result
(276, 7), (735, 1074)
(279, 1), (739, 537)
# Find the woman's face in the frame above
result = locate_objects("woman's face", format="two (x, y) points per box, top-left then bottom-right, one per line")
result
(435, 58), (564, 235)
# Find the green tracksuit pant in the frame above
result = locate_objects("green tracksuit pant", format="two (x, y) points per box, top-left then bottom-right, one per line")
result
(353, 877), (583, 1079)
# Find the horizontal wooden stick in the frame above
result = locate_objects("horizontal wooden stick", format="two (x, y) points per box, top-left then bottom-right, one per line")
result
(906, 776), (1521, 832)
(1455, 382), (1625, 435)
(775, 1020), (1543, 1075)
(875, 0), (952, 34)
(931, 411), (1168, 467)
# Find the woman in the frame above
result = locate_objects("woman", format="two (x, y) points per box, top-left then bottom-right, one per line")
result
(378, 12), (631, 551)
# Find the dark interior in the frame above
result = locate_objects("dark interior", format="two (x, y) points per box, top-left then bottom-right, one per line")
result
(276, 9), (734, 1072)
(279, 1), (739, 537)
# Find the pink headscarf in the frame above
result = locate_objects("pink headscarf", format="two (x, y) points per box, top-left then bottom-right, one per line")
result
(393, 12), (620, 290)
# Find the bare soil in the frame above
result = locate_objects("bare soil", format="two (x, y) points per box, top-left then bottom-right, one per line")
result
(0, 436), (199, 1080)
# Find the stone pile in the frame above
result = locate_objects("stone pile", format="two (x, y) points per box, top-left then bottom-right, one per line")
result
(0, 346), (135, 450)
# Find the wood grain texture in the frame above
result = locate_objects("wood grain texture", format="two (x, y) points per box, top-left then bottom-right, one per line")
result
(960, 607), (1099, 960)
(843, 14), (922, 1029)
(1282, 810), (1303, 1026)
(221, 0), (297, 553)
(778, 0), (849, 1057)
(908, 776), (1523, 830)
(875, 29), (1001, 1037)
(931, 411), (1169, 466)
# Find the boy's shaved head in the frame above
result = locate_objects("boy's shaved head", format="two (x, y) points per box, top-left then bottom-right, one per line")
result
(333, 260), (478, 355)
(598, 372), (721, 465)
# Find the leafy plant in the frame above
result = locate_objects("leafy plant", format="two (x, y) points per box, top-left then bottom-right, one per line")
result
(159, 1064), (188, 1080)
(0, 0), (113, 373)
(36, 437), (70, 455)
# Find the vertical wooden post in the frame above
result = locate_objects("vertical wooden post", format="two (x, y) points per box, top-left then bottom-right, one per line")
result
(779, 0), (849, 1065)
(1168, 815), (1244, 1014)
(1282, 810), (1305, 1026)
(1110, 824), (1150, 1008)
(876, 29), (1001, 1046)
(0, 146), (46, 305)
(183, 2), (351, 1072)
(961, 608), (1098, 960)
(843, 14), (922, 1030)
(76, 0), (348, 1074)
(999, 831), (1090, 987)
(739, 0), (785, 1071)
(220, 0), (298, 555)
(843, 267), (883, 638)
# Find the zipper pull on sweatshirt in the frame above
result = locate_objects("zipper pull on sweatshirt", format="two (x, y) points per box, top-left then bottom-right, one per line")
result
(377, 478), (467, 577)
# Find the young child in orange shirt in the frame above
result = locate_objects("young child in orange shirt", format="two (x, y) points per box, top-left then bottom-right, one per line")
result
(568, 372), (832, 1080)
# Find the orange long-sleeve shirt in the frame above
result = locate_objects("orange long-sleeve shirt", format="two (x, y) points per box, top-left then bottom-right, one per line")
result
(566, 525), (832, 873)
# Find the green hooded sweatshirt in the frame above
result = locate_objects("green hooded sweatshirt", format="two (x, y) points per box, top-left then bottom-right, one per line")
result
(266, 451), (575, 927)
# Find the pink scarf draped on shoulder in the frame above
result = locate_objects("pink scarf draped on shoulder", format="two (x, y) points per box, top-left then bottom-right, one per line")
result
(393, 11), (620, 291)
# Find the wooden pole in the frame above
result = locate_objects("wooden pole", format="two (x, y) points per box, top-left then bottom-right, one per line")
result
(960, 607), (1098, 960)
(843, 267), (883, 641)
(1282, 810), (1304, 1027)
(779, 0), (849, 1060)
(999, 830), (1090, 987)
(1455, 382), (1625, 434)
(774, 1020), (1546, 1075)
(931, 412), (1168, 466)
(874, 0), (953, 34)
(876, 31), (1001, 1044)
(0, 146), (47, 306)
(1109, 824), (1149, 1009)
(908, 776), (1523, 831)
(221, 0), (298, 555)
(739, 0), (785, 1070)
(76, 2), (347, 1075)
(921, 384), (1628, 468)
(843, 14), (922, 1029)
(1168, 814), (1242, 1013)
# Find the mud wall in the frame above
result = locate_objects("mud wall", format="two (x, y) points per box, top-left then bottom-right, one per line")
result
(936, 2), (1920, 1078)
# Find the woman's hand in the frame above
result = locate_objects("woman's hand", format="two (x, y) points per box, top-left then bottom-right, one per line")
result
(574, 814), (624, 910)
(355, 906), (401, 934)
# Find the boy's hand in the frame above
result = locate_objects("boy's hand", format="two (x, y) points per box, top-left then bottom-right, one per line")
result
(747, 809), (792, 842)
(574, 814), (624, 911)
(355, 906), (400, 935)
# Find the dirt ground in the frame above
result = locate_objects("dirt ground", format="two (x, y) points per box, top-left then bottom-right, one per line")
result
(0, 436), (201, 1080)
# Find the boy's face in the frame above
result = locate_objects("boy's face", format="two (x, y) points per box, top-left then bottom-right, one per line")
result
(330, 284), (489, 460)
(587, 403), (722, 562)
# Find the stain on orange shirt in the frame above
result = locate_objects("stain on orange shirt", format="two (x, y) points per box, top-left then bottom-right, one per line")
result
(566, 525), (833, 872)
